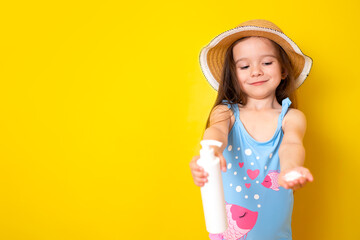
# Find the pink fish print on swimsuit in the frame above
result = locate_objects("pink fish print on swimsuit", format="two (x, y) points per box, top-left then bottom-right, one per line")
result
(261, 170), (280, 191)
(209, 203), (258, 240)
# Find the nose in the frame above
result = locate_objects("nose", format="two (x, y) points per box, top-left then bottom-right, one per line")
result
(251, 65), (263, 77)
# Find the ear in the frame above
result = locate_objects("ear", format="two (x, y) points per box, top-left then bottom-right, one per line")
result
(281, 68), (288, 80)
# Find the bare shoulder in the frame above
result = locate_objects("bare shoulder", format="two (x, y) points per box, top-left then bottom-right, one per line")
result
(284, 108), (306, 123)
(209, 104), (235, 132)
(282, 108), (307, 138)
(210, 104), (234, 124)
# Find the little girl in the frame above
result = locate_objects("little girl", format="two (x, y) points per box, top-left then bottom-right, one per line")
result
(190, 20), (314, 240)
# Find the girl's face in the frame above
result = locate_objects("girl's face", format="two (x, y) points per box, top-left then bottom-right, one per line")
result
(232, 37), (287, 100)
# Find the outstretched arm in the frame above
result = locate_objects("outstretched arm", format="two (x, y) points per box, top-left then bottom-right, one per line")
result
(202, 105), (232, 170)
(278, 109), (314, 190)
(190, 105), (232, 186)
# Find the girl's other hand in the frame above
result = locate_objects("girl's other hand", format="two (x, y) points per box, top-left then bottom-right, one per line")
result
(278, 166), (314, 190)
(216, 150), (228, 172)
(189, 150), (227, 187)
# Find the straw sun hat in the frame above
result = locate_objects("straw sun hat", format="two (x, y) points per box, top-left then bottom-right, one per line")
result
(199, 19), (312, 91)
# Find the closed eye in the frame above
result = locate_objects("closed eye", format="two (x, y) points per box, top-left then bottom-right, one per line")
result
(263, 62), (273, 66)
(239, 212), (247, 218)
(240, 66), (249, 70)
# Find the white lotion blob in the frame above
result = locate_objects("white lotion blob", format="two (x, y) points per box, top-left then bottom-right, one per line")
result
(283, 171), (303, 182)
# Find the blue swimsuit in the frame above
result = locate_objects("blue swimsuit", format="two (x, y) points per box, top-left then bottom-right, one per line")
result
(211, 98), (293, 240)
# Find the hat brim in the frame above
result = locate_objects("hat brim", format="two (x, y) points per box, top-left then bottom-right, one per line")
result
(199, 26), (312, 91)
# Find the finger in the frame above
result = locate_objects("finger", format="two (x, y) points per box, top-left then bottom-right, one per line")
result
(190, 158), (204, 172)
(189, 159), (197, 170)
(292, 179), (307, 190)
(190, 156), (200, 166)
(294, 179), (302, 186)
(190, 165), (203, 177)
(289, 181), (299, 190)
(219, 154), (227, 172)
(192, 165), (205, 173)
(300, 168), (314, 182)
(194, 172), (207, 181)
(193, 170), (208, 179)
(298, 177), (306, 185)
(296, 180), (306, 190)
(195, 181), (205, 187)
(307, 172), (314, 182)
(288, 180), (297, 189)
(297, 179), (305, 189)
(194, 176), (208, 184)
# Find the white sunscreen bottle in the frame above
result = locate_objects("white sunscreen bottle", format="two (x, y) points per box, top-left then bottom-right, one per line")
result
(197, 140), (228, 234)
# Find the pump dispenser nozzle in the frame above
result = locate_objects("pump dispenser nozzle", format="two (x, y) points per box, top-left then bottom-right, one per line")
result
(200, 140), (222, 149)
(199, 140), (222, 164)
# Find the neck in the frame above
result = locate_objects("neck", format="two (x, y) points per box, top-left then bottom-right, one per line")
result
(244, 95), (280, 110)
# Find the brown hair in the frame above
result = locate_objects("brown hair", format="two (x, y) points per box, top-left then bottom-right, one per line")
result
(203, 37), (298, 134)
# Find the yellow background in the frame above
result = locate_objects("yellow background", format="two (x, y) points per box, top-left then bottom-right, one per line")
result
(0, 0), (359, 239)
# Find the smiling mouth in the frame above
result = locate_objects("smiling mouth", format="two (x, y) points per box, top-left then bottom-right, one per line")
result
(250, 80), (268, 85)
